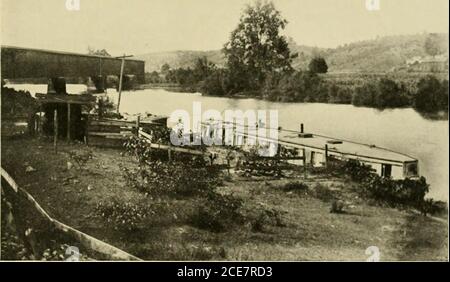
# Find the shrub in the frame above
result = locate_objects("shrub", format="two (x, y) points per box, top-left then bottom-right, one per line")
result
(363, 176), (430, 209)
(251, 208), (285, 232)
(122, 161), (221, 197)
(95, 199), (165, 232)
(281, 181), (308, 194)
(191, 192), (243, 232)
(330, 200), (345, 213)
(339, 159), (376, 182)
(313, 183), (336, 202)
(95, 96), (118, 119)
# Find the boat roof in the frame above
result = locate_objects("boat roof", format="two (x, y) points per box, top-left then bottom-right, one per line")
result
(202, 120), (417, 166)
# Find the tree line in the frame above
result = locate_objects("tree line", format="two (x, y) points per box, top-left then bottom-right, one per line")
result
(144, 0), (448, 114)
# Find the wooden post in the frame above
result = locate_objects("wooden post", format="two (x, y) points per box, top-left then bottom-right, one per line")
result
(54, 109), (58, 153)
(324, 144), (329, 167)
(116, 56), (125, 113)
(300, 123), (304, 133)
(168, 145), (172, 162)
(302, 148), (307, 179)
(135, 115), (140, 137)
(36, 105), (42, 136)
(85, 114), (89, 145)
(67, 103), (71, 141)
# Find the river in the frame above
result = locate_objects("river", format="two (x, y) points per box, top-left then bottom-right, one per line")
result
(5, 84), (449, 201)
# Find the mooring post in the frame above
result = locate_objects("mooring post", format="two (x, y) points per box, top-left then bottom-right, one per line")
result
(54, 109), (58, 153)
(324, 144), (329, 167)
(300, 123), (304, 133)
(67, 103), (71, 141)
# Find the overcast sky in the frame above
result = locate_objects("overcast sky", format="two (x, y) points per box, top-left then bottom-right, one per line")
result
(1, 0), (448, 56)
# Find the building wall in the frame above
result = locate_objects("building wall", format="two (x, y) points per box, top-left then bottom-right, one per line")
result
(1, 46), (145, 84)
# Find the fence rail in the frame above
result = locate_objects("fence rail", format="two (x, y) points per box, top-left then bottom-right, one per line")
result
(0, 167), (141, 261)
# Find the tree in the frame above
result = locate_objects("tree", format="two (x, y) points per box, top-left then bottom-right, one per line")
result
(352, 82), (378, 107)
(413, 76), (449, 113)
(87, 46), (111, 57)
(200, 69), (230, 96)
(223, 0), (297, 92)
(276, 70), (322, 102)
(193, 57), (216, 82)
(161, 63), (171, 76)
(352, 79), (410, 108)
(145, 71), (161, 84)
(308, 57), (328, 74)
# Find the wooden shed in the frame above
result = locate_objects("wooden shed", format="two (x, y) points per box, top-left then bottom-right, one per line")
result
(35, 93), (96, 141)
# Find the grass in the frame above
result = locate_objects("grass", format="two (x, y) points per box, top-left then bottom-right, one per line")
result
(1, 137), (447, 261)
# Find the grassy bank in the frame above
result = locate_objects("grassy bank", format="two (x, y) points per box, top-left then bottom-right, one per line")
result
(1, 137), (447, 261)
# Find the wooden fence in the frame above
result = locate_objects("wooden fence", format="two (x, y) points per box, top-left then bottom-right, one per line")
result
(87, 116), (166, 147)
(0, 167), (141, 261)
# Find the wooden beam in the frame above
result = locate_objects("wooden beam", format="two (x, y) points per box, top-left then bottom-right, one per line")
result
(135, 116), (140, 136)
(116, 56), (125, 113)
(87, 132), (134, 139)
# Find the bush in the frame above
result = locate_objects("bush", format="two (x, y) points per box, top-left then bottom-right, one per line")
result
(251, 208), (285, 232)
(313, 183), (336, 202)
(281, 181), (308, 194)
(336, 159), (432, 210)
(122, 161), (221, 198)
(363, 176), (429, 209)
(191, 192), (244, 232)
(95, 199), (165, 232)
(339, 159), (376, 182)
(95, 96), (117, 119)
(330, 200), (345, 213)
(1, 86), (38, 119)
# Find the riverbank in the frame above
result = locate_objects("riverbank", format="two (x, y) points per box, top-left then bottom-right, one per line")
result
(1, 137), (447, 260)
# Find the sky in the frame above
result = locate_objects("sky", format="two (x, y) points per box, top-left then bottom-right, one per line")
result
(1, 0), (448, 56)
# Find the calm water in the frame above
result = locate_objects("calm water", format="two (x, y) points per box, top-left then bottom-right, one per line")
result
(113, 88), (449, 201)
(6, 84), (449, 201)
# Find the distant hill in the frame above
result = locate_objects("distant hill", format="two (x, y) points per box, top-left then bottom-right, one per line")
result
(136, 33), (448, 73)
(136, 50), (225, 72)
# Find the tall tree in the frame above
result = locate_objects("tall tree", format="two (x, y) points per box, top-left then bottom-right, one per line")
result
(223, 0), (297, 92)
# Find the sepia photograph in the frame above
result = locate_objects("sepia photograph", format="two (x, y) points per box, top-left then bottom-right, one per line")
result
(0, 0), (448, 265)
